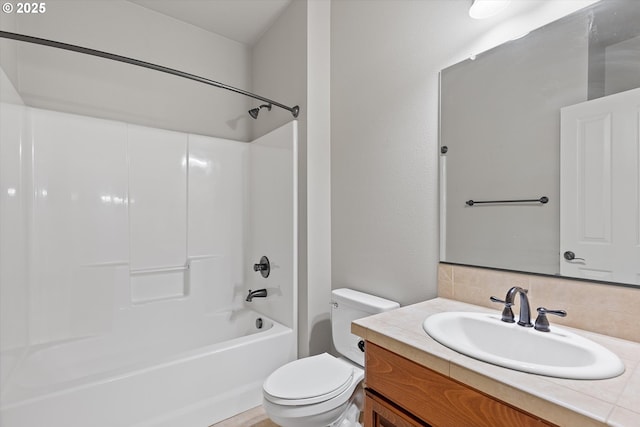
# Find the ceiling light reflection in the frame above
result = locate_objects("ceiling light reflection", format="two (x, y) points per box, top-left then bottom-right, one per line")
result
(469, 0), (511, 20)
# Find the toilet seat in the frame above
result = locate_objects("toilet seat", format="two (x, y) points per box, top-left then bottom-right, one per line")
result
(263, 353), (355, 406)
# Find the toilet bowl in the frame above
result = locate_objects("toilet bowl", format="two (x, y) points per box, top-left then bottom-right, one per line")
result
(262, 289), (399, 427)
(263, 353), (363, 427)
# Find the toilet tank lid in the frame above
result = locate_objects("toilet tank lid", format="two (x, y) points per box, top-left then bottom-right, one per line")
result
(332, 288), (400, 313)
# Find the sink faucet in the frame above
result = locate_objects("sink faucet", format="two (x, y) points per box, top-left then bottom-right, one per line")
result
(246, 288), (267, 302)
(490, 286), (533, 327)
(507, 286), (533, 327)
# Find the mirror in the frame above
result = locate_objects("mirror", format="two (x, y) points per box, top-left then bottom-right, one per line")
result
(440, 0), (640, 286)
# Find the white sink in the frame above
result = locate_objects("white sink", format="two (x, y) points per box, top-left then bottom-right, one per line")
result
(423, 312), (625, 379)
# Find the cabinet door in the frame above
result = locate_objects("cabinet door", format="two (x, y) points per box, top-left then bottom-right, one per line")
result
(365, 390), (430, 427)
(366, 342), (555, 427)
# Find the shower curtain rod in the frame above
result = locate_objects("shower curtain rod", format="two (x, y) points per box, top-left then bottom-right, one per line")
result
(0, 30), (300, 118)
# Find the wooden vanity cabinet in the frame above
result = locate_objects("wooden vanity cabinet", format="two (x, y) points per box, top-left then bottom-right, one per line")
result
(364, 342), (557, 427)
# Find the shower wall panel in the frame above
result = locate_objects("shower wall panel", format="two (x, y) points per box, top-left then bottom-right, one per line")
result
(128, 126), (188, 302)
(128, 126), (188, 271)
(0, 105), (253, 353)
(0, 71), (29, 390)
(246, 121), (297, 329)
(0, 102), (29, 377)
(188, 135), (246, 260)
(188, 135), (247, 313)
(30, 109), (129, 345)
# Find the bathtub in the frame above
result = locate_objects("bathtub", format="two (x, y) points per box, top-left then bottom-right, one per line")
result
(0, 309), (295, 427)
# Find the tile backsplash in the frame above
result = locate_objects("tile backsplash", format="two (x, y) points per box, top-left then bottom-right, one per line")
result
(438, 263), (640, 343)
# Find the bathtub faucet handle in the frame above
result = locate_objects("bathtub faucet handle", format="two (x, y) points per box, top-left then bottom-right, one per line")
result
(253, 256), (270, 278)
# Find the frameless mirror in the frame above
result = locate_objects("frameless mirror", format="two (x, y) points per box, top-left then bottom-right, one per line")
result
(440, 0), (640, 286)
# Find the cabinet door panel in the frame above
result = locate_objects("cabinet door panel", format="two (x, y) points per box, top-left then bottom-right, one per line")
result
(365, 390), (429, 427)
(366, 342), (553, 427)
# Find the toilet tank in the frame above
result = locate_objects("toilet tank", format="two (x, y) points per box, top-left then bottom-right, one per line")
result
(331, 288), (399, 367)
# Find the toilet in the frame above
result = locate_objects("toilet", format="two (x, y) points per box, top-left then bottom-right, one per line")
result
(262, 288), (400, 427)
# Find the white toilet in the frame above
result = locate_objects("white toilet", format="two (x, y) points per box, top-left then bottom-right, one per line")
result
(262, 288), (399, 427)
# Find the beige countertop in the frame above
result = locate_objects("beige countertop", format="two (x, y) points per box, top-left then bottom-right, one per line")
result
(352, 298), (640, 427)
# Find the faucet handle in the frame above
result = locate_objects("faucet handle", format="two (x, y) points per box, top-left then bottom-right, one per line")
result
(489, 296), (509, 305)
(253, 256), (270, 278)
(490, 296), (515, 323)
(534, 307), (567, 332)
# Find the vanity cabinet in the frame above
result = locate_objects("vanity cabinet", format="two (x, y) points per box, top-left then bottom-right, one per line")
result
(364, 342), (557, 427)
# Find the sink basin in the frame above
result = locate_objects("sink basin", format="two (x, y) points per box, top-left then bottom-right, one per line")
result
(423, 312), (625, 379)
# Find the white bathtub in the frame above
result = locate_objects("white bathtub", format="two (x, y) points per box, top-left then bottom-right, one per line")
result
(0, 309), (295, 427)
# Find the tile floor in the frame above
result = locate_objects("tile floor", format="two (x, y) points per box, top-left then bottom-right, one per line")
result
(211, 406), (279, 427)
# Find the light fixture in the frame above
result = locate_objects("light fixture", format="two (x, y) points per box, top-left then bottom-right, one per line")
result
(469, 0), (510, 20)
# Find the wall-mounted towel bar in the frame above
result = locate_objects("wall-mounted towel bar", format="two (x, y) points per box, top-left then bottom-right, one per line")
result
(465, 196), (548, 206)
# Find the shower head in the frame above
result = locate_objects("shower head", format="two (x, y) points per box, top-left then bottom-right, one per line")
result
(248, 108), (260, 119)
(248, 103), (272, 119)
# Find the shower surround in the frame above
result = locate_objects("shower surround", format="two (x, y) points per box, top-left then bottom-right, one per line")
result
(0, 101), (298, 426)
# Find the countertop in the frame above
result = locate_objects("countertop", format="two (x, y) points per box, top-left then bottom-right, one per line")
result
(352, 298), (640, 427)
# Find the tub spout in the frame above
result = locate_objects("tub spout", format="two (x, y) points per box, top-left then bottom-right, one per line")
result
(246, 288), (267, 302)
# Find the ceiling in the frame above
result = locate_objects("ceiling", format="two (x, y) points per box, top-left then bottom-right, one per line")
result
(128, 0), (292, 46)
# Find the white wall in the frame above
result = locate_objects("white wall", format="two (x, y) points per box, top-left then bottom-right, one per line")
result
(330, 0), (599, 306)
(305, 0), (332, 356)
(251, 1), (307, 142)
(0, 0), (252, 140)
(605, 34), (640, 95)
